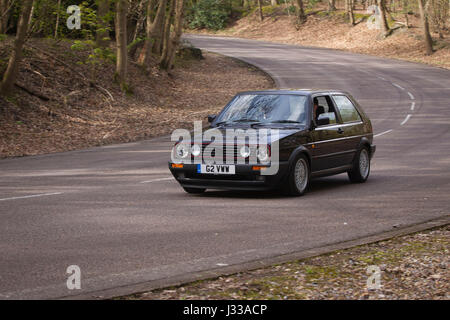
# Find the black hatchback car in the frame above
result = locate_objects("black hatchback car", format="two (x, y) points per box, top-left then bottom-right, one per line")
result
(169, 89), (375, 196)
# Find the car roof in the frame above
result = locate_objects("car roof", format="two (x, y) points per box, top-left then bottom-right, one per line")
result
(237, 89), (350, 96)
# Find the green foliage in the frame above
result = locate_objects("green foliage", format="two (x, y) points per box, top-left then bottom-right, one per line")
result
(305, 0), (320, 9)
(0, 34), (6, 41)
(186, 0), (231, 30)
(261, 5), (277, 16)
(71, 39), (115, 66)
(286, 5), (297, 15)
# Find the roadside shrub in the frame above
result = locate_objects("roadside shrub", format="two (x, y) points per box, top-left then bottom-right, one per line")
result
(186, 0), (231, 30)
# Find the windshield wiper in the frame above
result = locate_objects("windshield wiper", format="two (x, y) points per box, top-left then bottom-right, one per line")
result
(266, 120), (302, 123)
(231, 119), (260, 123)
(215, 119), (261, 127)
(214, 120), (231, 126)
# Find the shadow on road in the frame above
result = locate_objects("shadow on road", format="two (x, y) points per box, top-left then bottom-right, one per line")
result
(193, 174), (379, 199)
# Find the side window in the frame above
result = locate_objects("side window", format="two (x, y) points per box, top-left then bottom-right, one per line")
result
(313, 95), (338, 125)
(333, 95), (362, 123)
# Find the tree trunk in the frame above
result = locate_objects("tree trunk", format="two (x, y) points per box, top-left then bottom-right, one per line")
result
(115, 0), (128, 90)
(160, 0), (185, 71)
(328, 0), (336, 11)
(377, 0), (390, 37)
(402, 0), (409, 27)
(418, 0), (433, 55)
(150, 0), (167, 55)
(138, 0), (168, 65)
(129, 0), (147, 58)
(96, 0), (110, 48)
(1, 0), (34, 96)
(54, 0), (61, 38)
(271, 0), (277, 5)
(257, 0), (263, 21)
(159, 0), (175, 69)
(0, 0), (11, 33)
(346, 0), (355, 25)
(295, 0), (306, 24)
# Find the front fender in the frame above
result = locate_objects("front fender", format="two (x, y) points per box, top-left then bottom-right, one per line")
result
(287, 145), (312, 169)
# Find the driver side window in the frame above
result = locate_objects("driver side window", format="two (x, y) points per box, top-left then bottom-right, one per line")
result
(313, 95), (338, 126)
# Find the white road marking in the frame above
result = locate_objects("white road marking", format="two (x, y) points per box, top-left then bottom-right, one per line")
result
(216, 263), (229, 267)
(392, 83), (405, 90)
(374, 129), (393, 137)
(407, 92), (415, 100)
(140, 177), (174, 184)
(377, 76), (387, 81)
(410, 102), (415, 111)
(401, 114), (412, 126)
(0, 192), (63, 202)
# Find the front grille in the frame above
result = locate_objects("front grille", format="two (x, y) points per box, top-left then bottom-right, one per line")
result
(192, 144), (260, 164)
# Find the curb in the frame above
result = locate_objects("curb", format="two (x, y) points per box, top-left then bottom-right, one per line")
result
(63, 215), (449, 300)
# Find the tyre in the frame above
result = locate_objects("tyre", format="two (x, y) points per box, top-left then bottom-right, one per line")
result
(348, 146), (370, 183)
(183, 187), (206, 194)
(285, 154), (310, 196)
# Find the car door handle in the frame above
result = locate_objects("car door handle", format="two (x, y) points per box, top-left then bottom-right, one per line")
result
(337, 128), (344, 134)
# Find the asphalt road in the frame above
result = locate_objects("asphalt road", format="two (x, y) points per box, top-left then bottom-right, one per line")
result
(0, 35), (449, 299)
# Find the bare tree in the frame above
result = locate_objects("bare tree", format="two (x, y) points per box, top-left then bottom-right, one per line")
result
(257, 0), (263, 21)
(402, 0), (410, 27)
(328, 0), (336, 11)
(96, 0), (110, 48)
(160, 0), (185, 71)
(139, 0), (167, 65)
(428, 0), (449, 39)
(0, 0), (12, 34)
(115, 0), (128, 89)
(295, 0), (306, 24)
(418, 0), (433, 55)
(1, 0), (34, 95)
(377, 0), (391, 37)
(346, 0), (355, 25)
(160, 0), (174, 70)
(54, 0), (62, 38)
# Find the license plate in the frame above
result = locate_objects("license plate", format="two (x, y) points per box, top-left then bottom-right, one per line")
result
(197, 164), (235, 175)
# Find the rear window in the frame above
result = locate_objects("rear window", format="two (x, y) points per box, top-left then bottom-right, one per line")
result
(333, 95), (362, 123)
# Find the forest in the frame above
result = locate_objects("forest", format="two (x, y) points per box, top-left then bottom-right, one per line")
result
(0, 0), (448, 96)
(0, 1), (448, 157)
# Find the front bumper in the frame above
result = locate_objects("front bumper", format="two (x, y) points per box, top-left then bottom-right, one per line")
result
(169, 162), (289, 191)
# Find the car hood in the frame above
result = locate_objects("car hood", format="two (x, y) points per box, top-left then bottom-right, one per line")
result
(196, 126), (306, 144)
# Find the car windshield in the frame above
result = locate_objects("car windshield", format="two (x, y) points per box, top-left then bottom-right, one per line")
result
(215, 94), (308, 125)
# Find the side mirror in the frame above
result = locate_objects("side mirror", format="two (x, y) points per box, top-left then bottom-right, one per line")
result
(207, 114), (216, 123)
(316, 117), (330, 126)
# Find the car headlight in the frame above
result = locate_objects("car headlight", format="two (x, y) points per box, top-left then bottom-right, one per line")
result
(240, 145), (251, 158)
(175, 143), (189, 159)
(257, 146), (270, 162)
(191, 144), (201, 157)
